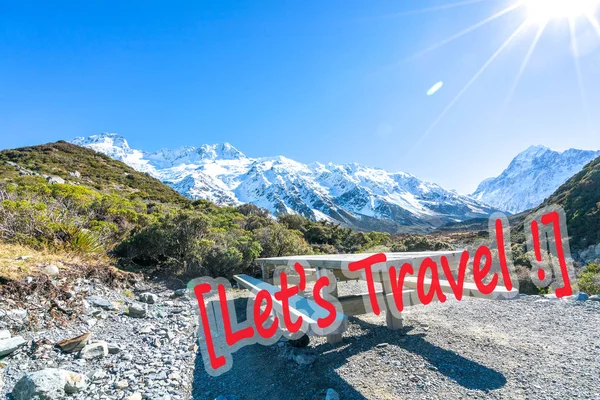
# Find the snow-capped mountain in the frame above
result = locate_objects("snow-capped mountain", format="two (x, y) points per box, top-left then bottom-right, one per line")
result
(71, 133), (498, 233)
(471, 145), (600, 214)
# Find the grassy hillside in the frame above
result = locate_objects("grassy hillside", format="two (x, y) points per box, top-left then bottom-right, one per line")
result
(0, 142), (452, 280)
(534, 155), (600, 250)
(0, 141), (187, 204)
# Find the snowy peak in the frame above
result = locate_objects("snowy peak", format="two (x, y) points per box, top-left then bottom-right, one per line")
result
(71, 133), (498, 233)
(472, 146), (600, 214)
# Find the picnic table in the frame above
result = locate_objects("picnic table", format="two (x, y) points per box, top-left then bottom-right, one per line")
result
(234, 252), (518, 347)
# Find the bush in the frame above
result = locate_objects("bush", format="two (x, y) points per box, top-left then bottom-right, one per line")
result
(577, 263), (600, 295)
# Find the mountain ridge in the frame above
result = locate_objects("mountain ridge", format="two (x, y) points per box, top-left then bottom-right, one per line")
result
(471, 145), (600, 214)
(71, 133), (498, 233)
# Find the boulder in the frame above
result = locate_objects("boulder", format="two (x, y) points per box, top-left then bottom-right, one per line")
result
(0, 330), (11, 340)
(138, 292), (158, 304)
(56, 332), (91, 353)
(86, 295), (116, 310)
(78, 341), (108, 360)
(46, 176), (65, 185)
(128, 303), (147, 318)
(11, 368), (88, 399)
(41, 264), (60, 276)
(69, 171), (81, 178)
(0, 335), (27, 357)
(589, 294), (600, 302)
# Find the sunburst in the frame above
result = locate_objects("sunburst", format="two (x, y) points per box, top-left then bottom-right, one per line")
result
(396, 0), (600, 156)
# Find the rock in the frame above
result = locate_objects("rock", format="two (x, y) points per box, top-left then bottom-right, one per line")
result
(41, 264), (60, 276)
(114, 379), (129, 389)
(138, 325), (154, 334)
(87, 369), (107, 382)
(138, 292), (158, 304)
(56, 332), (91, 353)
(128, 303), (147, 318)
(0, 335), (27, 357)
(16, 255), (30, 261)
(576, 292), (589, 301)
(376, 343), (389, 348)
(126, 393), (143, 400)
(172, 289), (188, 298)
(11, 368), (88, 399)
(325, 388), (340, 400)
(294, 353), (317, 366)
(564, 292), (589, 301)
(0, 329), (11, 340)
(168, 372), (181, 381)
(86, 295), (116, 310)
(46, 176), (65, 185)
(69, 170), (81, 178)
(78, 341), (109, 359)
(107, 343), (122, 354)
(589, 294), (600, 302)
(2, 308), (28, 322)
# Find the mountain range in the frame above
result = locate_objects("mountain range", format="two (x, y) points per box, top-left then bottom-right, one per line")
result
(71, 134), (496, 233)
(471, 146), (600, 214)
(71, 133), (598, 233)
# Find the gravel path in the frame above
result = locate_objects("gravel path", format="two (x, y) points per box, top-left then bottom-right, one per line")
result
(192, 291), (600, 400)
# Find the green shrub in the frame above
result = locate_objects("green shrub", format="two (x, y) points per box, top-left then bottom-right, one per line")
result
(577, 263), (600, 295)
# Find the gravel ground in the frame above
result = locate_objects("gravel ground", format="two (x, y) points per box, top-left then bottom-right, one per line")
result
(0, 280), (198, 399)
(192, 287), (600, 400)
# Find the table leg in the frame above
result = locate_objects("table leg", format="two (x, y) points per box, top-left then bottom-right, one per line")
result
(317, 268), (343, 344)
(382, 279), (403, 331)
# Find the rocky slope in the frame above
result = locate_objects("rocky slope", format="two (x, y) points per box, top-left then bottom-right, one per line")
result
(71, 134), (497, 233)
(0, 267), (197, 400)
(471, 146), (600, 214)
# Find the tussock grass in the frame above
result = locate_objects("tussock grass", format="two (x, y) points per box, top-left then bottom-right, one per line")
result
(0, 242), (112, 281)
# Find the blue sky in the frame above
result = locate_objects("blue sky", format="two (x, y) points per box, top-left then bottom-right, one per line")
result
(2, 0), (600, 193)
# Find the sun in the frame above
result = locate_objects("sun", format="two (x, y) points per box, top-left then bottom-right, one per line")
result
(524, 0), (600, 23)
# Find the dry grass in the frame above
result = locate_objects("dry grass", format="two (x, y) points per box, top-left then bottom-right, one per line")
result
(0, 242), (113, 281)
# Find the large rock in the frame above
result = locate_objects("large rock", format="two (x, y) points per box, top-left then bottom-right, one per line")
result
(0, 330), (11, 340)
(41, 264), (60, 276)
(56, 332), (91, 354)
(138, 292), (158, 304)
(11, 368), (88, 399)
(86, 295), (116, 310)
(46, 176), (65, 185)
(0, 335), (27, 357)
(589, 295), (600, 302)
(78, 341), (108, 360)
(127, 303), (147, 318)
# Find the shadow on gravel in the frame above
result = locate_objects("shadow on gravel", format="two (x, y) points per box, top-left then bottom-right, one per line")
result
(350, 319), (507, 391)
(191, 299), (506, 399)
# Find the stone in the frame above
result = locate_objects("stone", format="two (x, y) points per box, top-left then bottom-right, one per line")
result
(0, 330), (11, 340)
(589, 294), (600, 302)
(114, 379), (129, 389)
(69, 170), (81, 178)
(168, 372), (181, 381)
(56, 332), (91, 353)
(138, 325), (154, 334)
(78, 341), (108, 359)
(126, 393), (143, 400)
(2, 308), (28, 322)
(11, 368), (88, 399)
(107, 343), (122, 354)
(138, 292), (159, 304)
(41, 264), (60, 276)
(325, 388), (340, 400)
(0, 335), (27, 357)
(172, 289), (188, 298)
(294, 353), (317, 366)
(86, 295), (116, 310)
(46, 176), (65, 185)
(128, 303), (147, 318)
